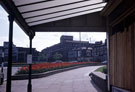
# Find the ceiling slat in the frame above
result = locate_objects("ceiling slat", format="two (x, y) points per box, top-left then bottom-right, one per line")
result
(28, 8), (103, 26)
(13, 0), (52, 6)
(22, 0), (103, 18)
(17, 0), (103, 13)
(26, 3), (106, 23)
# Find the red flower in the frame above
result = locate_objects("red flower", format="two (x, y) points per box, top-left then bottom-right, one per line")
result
(20, 62), (98, 72)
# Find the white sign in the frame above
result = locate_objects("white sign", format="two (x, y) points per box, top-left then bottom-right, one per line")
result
(27, 54), (32, 64)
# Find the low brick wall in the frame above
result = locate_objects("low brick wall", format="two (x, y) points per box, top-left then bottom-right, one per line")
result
(89, 72), (108, 92)
(12, 63), (103, 80)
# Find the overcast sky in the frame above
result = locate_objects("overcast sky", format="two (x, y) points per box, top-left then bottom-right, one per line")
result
(0, 5), (106, 51)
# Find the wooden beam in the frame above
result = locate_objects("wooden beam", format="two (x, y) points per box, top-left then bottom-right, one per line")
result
(100, 0), (122, 16)
(32, 26), (106, 32)
(110, 6), (135, 27)
(31, 12), (106, 32)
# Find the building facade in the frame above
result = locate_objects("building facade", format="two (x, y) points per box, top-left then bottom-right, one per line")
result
(42, 35), (107, 62)
(91, 41), (107, 62)
(42, 35), (90, 61)
(0, 42), (39, 63)
(68, 41), (107, 62)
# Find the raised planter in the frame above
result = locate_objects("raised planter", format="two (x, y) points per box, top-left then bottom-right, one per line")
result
(12, 63), (102, 80)
(89, 72), (108, 92)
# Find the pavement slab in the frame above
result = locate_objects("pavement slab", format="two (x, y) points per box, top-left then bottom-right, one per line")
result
(0, 66), (103, 92)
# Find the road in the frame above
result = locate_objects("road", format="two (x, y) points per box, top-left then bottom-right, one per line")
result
(0, 66), (103, 92)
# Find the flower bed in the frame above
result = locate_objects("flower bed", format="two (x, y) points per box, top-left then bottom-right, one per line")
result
(16, 62), (98, 75)
(95, 65), (107, 74)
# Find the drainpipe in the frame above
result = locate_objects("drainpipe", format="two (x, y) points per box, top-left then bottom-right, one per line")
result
(106, 17), (110, 91)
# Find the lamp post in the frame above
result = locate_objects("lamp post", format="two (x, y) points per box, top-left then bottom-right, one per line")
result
(27, 34), (33, 92)
(6, 14), (14, 92)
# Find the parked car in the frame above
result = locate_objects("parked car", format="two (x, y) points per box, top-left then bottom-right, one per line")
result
(101, 61), (107, 64)
(0, 62), (8, 67)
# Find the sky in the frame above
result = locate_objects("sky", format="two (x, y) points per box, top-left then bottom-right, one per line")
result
(0, 5), (106, 52)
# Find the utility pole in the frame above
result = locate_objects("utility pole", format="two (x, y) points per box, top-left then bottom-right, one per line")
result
(79, 32), (81, 42)
(89, 37), (91, 43)
(78, 32), (82, 62)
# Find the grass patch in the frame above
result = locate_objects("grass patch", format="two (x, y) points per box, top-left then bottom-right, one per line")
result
(12, 63), (28, 67)
(95, 66), (107, 74)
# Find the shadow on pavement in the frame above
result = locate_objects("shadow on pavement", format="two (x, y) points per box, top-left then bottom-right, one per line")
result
(90, 80), (103, 92)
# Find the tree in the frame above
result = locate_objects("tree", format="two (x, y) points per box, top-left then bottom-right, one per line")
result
(39, 53), (48, 62)
(53, 52), (63, 61)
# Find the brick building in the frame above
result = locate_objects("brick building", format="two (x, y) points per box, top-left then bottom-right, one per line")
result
(42, 35), (90, 61)
(42, 35), (107, 62)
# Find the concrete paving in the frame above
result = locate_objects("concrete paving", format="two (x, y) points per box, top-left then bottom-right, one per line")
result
(0, 66), (103, 92)
(0, 67), (20, 80)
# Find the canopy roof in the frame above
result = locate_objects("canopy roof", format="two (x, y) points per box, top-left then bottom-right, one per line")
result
(0, 0), (107, 37)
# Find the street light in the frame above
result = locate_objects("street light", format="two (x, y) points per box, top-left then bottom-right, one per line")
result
(27, 34), (33, 92)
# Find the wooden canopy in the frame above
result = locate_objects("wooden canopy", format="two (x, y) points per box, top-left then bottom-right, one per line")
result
(0, 0), (107, 37)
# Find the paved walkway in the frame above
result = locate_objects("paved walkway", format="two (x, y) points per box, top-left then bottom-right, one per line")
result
(0, 67), (20, 81)
(0, 66), (103, 92)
